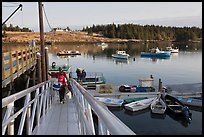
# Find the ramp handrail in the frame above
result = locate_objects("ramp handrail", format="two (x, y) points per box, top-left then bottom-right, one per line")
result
(2, 80), (54, 135)
(70, 78), (136, 135)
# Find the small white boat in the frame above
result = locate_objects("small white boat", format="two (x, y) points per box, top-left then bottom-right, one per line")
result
(166, 46), (179, 53)
(57, 50), (81, 56)
(124, 97), (156, 112)
(112, 50), (129, 59)
(95, 97), (124, 107)
(150, 95), (166, 114)
(97, 42), (108, 50)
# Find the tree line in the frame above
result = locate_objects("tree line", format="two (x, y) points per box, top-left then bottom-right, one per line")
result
(2, 24), (32, 32)
(82, 23), (202, 42)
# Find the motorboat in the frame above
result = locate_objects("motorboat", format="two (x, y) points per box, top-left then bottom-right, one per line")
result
(166, 46), (179, 53)
(112, 50), (130, 59)
(140, 47), (171, 58)
(164, 94), (192, 121)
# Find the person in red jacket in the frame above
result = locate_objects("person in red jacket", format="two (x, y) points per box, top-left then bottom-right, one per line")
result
(48, 67), (69, 104)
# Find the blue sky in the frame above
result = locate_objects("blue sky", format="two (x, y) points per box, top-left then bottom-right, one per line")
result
(2, 2), (202, 32)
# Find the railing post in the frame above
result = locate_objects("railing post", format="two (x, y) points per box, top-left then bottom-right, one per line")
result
(2, 53), (5, 82)
(36, 88), (40, 127)
(16, 51), (19, 77)
(7, 102), (14, 135)
(26, 93), (31, 135)
(9, 51), (13, 82)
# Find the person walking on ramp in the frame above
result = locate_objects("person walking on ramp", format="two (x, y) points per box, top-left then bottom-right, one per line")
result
(48, 67), (69, 104)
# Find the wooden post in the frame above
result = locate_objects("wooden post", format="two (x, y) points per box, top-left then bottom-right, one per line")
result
(37, 53), (42, 84)
(45, 47), (49, 80)
(158, 78), (162, 93)
(38, 2), (46, 82)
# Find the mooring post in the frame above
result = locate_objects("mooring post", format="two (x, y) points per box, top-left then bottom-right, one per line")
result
(37, 52), (42, 84)
(45, 46), (49, 81)
(158, 78), (162, 93)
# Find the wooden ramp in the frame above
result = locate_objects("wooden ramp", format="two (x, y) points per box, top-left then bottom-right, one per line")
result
(32, 92), (80, 135)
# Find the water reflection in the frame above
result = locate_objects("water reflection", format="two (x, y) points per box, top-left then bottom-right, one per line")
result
(124, 108), (150, 116)
(167, 112), (191, 127)
(150, 112), (166, 119)
(112, 58), (129, 64)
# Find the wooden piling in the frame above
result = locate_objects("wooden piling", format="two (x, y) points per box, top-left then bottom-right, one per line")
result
(45, 47), (49, 80)
(37, 53), (42, 84)
(158, 78), (162, 93)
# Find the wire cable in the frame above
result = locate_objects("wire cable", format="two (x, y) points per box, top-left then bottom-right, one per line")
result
(42, 4), (52, 31)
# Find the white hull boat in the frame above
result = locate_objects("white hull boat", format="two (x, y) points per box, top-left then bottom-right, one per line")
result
(124, 97), (156, 112)
(112, 50), (129, 59)
(150, 95), (166, 114)
(95, 97), (124, 107)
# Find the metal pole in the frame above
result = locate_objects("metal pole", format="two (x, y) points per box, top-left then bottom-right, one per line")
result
(38, 2), (46, 82)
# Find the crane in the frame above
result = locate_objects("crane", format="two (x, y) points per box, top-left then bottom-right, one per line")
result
(2, 4), (23, 26)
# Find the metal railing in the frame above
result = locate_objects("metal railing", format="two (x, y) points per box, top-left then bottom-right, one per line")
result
(2, 80), (54, 135)
(70, 78), (136, 135)
(2, 78), (136, 135)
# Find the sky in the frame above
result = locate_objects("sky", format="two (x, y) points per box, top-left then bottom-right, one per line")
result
(2, 2), (202, 32)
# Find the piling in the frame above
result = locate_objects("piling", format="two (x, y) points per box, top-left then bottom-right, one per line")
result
(37, 52), (42, 84)
(45, 46), (49, 81)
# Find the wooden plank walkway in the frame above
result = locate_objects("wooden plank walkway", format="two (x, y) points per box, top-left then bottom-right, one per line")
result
(32, 92), (80, 135)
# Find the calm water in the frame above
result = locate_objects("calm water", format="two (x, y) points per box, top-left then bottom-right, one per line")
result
(47, 42), (202, 135)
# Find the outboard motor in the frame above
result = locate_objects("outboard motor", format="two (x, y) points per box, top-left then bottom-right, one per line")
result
(182, 106), (192, 122)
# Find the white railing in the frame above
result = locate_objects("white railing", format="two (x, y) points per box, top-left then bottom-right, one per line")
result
(2, 80), (54, 135)
(70, 78), (136, 135)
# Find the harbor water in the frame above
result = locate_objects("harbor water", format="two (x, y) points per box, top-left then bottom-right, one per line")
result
(47, 42), (202, 135)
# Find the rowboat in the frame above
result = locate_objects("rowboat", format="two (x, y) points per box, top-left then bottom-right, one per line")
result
(150, 94), (166, 114)
(94, 97), (124, 107)
(164, 94), (192, 121)
(176, 96), (202, 108)
(124, 97), (156, 112)
(112, 50), (130, 59)
(124, 97), (148, 104)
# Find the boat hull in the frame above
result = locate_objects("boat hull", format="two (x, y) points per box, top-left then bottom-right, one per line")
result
(164, 94), (192, 121)
(141, 52), (171, 58)
(95, 97), (124, 107)
(150, 96), (166, 114)
(124, 97), (155, 112)
(112, 54), (129, 59)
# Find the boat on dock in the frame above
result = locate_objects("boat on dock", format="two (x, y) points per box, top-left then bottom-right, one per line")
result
(140, 47), (171, 58)
(124, 97), (156, 112)
(112, 50), (130, 59)
(57, 50), (81, 56)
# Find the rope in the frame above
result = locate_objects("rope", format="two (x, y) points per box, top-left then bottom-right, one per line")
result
(42, 4), (52, 31)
